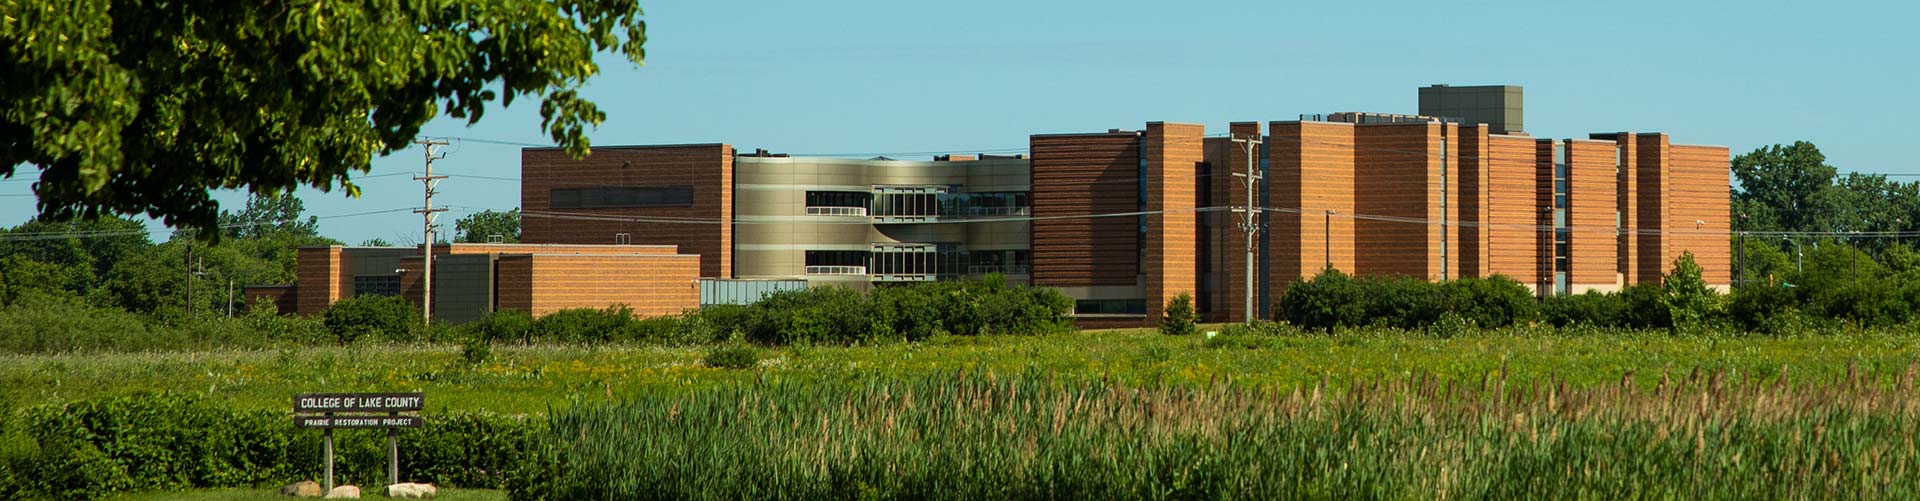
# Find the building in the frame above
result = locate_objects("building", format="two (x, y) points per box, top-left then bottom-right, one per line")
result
(247, 243), (702, 321)
(259, 85), (1731, 327)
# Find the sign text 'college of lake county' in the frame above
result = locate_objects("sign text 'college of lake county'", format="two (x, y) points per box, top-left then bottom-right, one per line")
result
(293, 393), (424, 413)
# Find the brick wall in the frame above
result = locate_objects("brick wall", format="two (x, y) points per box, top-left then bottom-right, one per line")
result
(495, 254), (702, 317)
(1143, 122), (1203, 321)
(1353, 123), (1441, 279)
(1029, 132), (1142, 287)
(295, 246), (343, 315)
(1456, 125), (1491, 278)
(520, 144), (733, 278)
(1483, 136), (1541, 286)
(1567, 140), (1621, 290)
(1269, 121), (1356, 292)
(242, 285), (297, 314)
(1669, 144), (1733, 286)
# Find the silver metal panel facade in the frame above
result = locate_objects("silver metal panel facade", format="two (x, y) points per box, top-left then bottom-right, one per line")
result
(732, 156), (1032, 289)
(699, 278), (808, 306)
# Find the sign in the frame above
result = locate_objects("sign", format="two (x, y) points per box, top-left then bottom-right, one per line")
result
(294, 392), (424, 413)
(295, 415), (423, 429)
(295, 392), (425, 492)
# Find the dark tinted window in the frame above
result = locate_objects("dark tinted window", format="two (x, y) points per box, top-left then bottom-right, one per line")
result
(805, 191), (871, 208)
(551, 186), (694, 209)
(353, 275), (401, 297)
(804, 250), (868, 267)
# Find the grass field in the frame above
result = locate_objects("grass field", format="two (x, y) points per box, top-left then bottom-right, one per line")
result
(5, 326), (1916, 415)
(108, 487), (504, 500)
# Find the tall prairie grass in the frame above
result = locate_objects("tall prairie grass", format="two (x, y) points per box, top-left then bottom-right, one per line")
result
(515, 364), (1920, 499)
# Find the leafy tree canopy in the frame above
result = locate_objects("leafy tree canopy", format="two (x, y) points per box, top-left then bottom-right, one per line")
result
(218, 194), (320, 240)
(0, 0), (646, 235)
(455, 208), (521, 243)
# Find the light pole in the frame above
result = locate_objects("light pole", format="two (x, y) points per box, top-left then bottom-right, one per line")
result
(1783, 237), (1803, 275)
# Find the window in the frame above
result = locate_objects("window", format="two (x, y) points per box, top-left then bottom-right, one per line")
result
(1075, 299), (1146, 315)
(804, 191), (870, 208)
(353, 275), (401, 297)
(805, 251), (867, 267)
(550, 186), (694, 209)
(614, 233), (631, 245)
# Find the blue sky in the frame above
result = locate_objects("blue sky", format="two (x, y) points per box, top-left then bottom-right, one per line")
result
(3, 0), (1916, 244)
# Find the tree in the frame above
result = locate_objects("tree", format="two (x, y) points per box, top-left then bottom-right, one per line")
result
(1662, 252), (1717, 327)
(361, 238), (394, 247)
(218, 194), (320, 240)
(1732, 142), (1835, 233)
(0, 1), (647, 235)
(455, 208), (522, 243)
(1158, 293), (1196, 336)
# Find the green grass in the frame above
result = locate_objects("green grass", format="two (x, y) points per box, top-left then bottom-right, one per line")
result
(107, 487), (503, 500)
(4, 326), (1916, 415)
(520, 369), (1920, 499)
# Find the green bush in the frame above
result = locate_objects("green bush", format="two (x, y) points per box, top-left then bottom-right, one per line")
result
(0, 393), (534, 499)
(322, 295), (421, 344)
(1729, 284), (1799, 332)
(529, 306), (633, 344)
(1541, 292), (1628, 328)
(469, 309), (535, 344)
(1282, 271), (1538, 331)
(1440, 276), (1536, 328)
(1158, 293), (1197, 336)
(1277, 268), (1370, 330)
(1810, 281), (1910, 327)
(703, 343), (761, 369)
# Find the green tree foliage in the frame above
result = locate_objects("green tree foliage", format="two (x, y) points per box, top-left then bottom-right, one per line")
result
(1662, 252), (1717, 327)
(1732, 142), (1837, 233)
(216, 194), (320, 240)
(1158, 293), (1196, 336)
(455, 208), (522, 243)
(322, 295), (422, 344)
(0, 0), (647, 233)
(1278, 271), (1536, 331)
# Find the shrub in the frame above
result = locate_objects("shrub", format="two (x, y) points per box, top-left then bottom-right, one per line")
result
(322, 295), (421, 343)
(1729, 284), (1799, 332)
(460, 335), (493, 365)
(470, 309), (535, 344)
(1278, 268), (1369, 330)
(1441, 276), (1536, 328)
(703, 343), (760, 369)
(1619, 283), (1673, 329)
(529, 306), (634, 344)
(0, 393), (536, 499)
(1810, 281), (1910, 327)
(1541, 292), (1627, 328)
(1158, 293), (1197, 336)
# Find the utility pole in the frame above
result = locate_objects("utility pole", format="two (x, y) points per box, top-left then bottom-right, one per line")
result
(415, 139), (450, 328)
(1229, 133), (1263, 324)
(1736, 212), (1747, 288)
(184, 241), (193, 317)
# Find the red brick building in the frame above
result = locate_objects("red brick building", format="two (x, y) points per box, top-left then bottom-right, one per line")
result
(261, 85), (1731, 327)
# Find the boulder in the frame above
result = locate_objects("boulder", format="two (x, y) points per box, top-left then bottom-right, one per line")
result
(386, 483), (438, 498)
(279, 481), (322, 497)
(324, 485), (360, 498)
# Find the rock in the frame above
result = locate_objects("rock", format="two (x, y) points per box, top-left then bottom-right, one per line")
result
(324, 485), (360, 498)
(386, 483), (438, 498)
(279, 481), (322, 497)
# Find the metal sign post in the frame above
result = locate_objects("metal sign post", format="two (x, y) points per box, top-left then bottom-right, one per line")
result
(294, 393), (425, 491)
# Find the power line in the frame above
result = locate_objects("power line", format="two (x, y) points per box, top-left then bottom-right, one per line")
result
(0, 208), (416, 242)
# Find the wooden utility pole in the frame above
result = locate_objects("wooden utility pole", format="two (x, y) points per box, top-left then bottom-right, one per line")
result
(414, 139), (449, 327)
